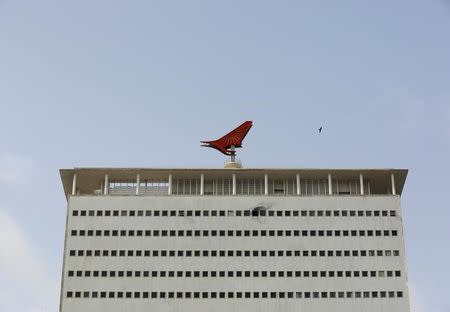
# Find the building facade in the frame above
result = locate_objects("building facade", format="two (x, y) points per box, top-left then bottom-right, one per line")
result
(59, 168), (410, 312)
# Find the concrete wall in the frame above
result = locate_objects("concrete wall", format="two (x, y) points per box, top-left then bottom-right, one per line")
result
(60, 195), (410, 312)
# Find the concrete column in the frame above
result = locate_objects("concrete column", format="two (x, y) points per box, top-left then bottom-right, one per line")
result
(104, 174), (109, 195)
(296, 174), (300, 196)
(136, 174), (140, 195)
(391, 173), (396, 195)
(168, 174), (172, 195)
(200, 173), (204, 196)
(264, 173), (268, 195)
(328, 174), (332, 195)
(359, 173), (364, 195)
(71, 173), (77, 196)
(232, 173), (236, 195)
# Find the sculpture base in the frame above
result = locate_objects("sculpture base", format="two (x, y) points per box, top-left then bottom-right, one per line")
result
(224, 161), (242, 169)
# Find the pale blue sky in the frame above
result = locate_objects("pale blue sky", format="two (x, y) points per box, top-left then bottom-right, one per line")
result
(1, 1), (450, 311)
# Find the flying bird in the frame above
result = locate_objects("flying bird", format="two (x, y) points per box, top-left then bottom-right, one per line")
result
(318, 126), (323, 134)
(201, 121), (253, 156)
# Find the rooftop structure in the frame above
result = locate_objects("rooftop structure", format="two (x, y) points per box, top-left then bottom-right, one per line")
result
(60, 168), (406, 197)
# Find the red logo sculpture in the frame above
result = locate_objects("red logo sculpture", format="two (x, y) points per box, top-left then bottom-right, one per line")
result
(201, 121), (253, 156)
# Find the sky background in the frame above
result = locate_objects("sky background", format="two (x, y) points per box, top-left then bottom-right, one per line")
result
(1, 0), (450, 311)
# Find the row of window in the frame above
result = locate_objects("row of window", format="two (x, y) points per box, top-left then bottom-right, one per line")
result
(70, 229), (399, 237)
(72, 209), (397, 218)
(68, 269), (402, 278)
(69, 249), (400, 257)
(66, 290), (404, 299)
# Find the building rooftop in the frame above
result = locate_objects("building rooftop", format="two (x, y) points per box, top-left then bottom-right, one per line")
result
(60, 167), (408, 199)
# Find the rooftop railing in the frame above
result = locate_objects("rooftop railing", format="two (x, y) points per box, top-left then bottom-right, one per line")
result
(72, 175), (376, 197)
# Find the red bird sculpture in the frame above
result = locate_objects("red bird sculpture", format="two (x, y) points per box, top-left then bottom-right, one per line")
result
(201, 121), (253, 156)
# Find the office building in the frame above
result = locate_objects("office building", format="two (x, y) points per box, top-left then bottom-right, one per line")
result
(59, 167), (410, 312)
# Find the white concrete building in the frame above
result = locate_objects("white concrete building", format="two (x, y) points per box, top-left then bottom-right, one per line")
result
(59, 168), (410, 312)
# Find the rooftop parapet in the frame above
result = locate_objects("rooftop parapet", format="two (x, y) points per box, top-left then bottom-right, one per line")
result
(60, 168), (408, 197)
(60, 168), (407, 200)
